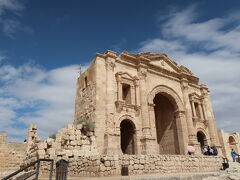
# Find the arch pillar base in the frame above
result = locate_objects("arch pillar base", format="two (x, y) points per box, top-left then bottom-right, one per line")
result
(103, 133), (122, 155)
(141, 136), (158, 154)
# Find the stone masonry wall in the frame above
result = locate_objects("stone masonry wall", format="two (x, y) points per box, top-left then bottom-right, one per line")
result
(75, 63), (96, 122)
(41, 155), (222, 177)
(0, 133), (26, 177)
(25, 123), (99, 165)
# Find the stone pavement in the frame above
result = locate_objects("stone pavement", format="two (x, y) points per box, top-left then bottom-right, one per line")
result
(202, 162), (240, 180)
(38, 162), (240, 180)
(38, 172), (220, 180)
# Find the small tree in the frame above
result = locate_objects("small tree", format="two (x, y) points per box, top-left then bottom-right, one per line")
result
(49, 133), (56, 139)
(75, 118), (95, 134)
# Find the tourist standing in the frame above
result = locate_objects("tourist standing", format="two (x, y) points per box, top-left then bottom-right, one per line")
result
(231, 149), (237, 162)
(207, 146), (211, 155)
(202, 146), (208, 155)
(212, 146), (218, 156)
(187, 145), (195, 155)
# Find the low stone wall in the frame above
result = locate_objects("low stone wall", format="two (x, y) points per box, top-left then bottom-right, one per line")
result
(41, 155), (222, 177)
(0, 140), (26, 177)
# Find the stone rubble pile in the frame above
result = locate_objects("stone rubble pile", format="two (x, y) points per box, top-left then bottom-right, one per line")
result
(26, 124), (39, 163)
(25, 123), (98, 165)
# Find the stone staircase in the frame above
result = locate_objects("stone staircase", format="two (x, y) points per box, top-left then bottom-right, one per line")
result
(203, 162), (240, 180)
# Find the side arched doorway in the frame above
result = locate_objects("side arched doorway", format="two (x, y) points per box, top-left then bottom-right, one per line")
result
(120, 120), (136, 154)
(197, 131), (207, 148)
(153, 93), (180, 154)
(229, 136), (237, 152)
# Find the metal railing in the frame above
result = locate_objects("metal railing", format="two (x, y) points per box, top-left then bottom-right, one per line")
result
(1, 159), (53, 180)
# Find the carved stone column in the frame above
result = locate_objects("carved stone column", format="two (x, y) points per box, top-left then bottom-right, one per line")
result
(105, 56), (116, 130)
(180, 78), (197, 145)
(148, 103), (156, 137)
(131, 85), (135, 105)
(134, 78), (140, 106)
(175, 110), (188, 154)
(201, 103), (207, 120)
(138, 67), (150, 136)
(201, 91), (217, 146)
(104, 52), (119, 155)
(198, 103), (204, 120)
(116, 74), (122, 101)
(190, 101), (197, 118)
(138, 66), (156, 154)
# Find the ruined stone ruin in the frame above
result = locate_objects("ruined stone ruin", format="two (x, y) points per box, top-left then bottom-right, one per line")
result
(0, 50), (240, 178)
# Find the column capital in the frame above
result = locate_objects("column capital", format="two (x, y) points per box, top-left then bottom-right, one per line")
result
(105, 50), (117, 58)
(148, 103), (155, 111)
(174, 110), (185, 118)
(134, 78), (140, 87)
(180, 78), (189, 90)
(137, 67), (148, 79)
(105, 58), (115, 71)
(116, 74), (122, 82)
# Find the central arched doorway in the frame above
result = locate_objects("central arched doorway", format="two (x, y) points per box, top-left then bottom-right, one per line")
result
(197, 131), (206, 148)
(153, 93), (179, 154)
(120, 120), (136, 154)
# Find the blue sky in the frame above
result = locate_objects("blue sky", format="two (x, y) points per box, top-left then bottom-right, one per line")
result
(1, 0), (240, 141)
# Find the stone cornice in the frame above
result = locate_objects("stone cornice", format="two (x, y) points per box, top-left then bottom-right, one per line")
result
(97, 50), (200, 85)
(96, 50), (117, 59)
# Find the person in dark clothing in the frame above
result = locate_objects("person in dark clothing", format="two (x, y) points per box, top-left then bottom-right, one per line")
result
(212, 146), (218, 156)
(231, 149), (237, 162)
(207, 146), (211, 155)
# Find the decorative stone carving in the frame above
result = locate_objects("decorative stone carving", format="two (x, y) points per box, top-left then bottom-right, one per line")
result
(189, 92), (206, 125)
(105, 59), (115, 71)
(137, 67), (148, 79)
(115, 72), (140, 116)
(115, 100), (124, 113)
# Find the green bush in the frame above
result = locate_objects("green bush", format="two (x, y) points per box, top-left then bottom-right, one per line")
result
(49, 133), (56, 139)
(75, 118), (95, 133)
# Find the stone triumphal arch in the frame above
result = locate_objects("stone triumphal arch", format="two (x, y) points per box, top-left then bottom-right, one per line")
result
(75, 50), (222, 155)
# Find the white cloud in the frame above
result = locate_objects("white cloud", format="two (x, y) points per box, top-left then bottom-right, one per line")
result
(0, 18), (32, 38)
(0, 0), (32, 38)
(0, 0), (23, 15)
(0, 63), (86, 141)
(160, 5), (240, 53)
(138, 5), (240, 133)
(0, 55), (6, 61)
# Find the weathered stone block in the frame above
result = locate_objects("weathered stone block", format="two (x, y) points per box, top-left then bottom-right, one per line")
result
(56, 149), (66, 156)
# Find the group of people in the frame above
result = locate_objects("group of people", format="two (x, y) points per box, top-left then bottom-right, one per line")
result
(202, 146), (218, 156)
(189, 145), (239, 162)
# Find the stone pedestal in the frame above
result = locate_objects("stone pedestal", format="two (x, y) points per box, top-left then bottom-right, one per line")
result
(103, 133), (122, 155)
(141, 136), (157, 154)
